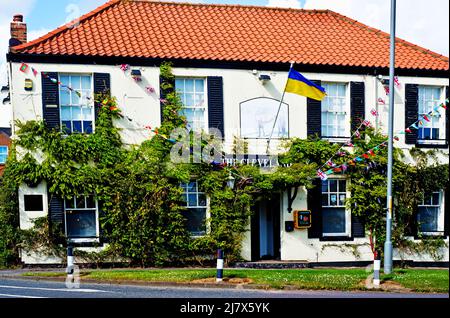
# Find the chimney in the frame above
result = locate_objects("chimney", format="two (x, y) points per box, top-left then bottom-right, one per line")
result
(9, 14), (27, 50)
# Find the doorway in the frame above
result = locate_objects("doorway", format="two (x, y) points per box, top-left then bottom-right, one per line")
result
(251, 195), (281, 261)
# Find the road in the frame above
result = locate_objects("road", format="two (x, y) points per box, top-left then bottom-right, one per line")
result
(0, 278), (447, 299)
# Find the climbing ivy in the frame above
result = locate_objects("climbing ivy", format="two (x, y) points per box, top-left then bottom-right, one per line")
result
(0, 62), (447, 267)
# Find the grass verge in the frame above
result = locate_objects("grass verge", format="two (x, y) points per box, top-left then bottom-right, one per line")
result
(21, 268), (448, 293)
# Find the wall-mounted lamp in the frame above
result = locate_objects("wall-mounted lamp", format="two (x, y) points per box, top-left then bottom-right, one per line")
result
(25, 79), (33, 91)
(131, 69), (142, 82)
(226, 172), (236, 190)
(1, 85), (9, 94)
(2, 93), (11, 105)
(259, 74), (271, 85)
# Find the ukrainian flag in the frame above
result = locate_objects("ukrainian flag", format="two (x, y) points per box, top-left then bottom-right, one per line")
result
(285, 68), (327, 101)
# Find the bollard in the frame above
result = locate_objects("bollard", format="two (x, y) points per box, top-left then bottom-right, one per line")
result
(373, 250), (381, 287)
(216, 249), (224, 283)
(66, 245), (74, 276)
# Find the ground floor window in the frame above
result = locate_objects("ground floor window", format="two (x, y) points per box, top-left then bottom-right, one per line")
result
(418, 191), (444, 235)
(181, 181), (207, 236)
(321, 179), (350, 237)
(64, 195), (99, 240)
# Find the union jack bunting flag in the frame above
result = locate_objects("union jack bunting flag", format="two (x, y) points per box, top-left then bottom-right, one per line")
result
(317, 170), (328, 181)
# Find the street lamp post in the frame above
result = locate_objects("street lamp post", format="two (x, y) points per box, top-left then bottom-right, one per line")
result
(384, 0), (397, 274)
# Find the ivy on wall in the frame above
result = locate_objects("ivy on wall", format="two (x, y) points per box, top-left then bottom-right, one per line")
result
(0, 62), (447, 268)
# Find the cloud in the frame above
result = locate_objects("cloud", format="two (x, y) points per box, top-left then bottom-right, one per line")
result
(303, 0), (449, 56)
(267, 0), (304, 9)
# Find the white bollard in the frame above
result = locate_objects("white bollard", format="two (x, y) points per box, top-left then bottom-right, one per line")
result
(216, 249), (224, 283)
(373, 251), (381, 287)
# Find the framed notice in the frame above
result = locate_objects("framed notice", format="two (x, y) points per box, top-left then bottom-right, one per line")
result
(294, 210), (312, 229)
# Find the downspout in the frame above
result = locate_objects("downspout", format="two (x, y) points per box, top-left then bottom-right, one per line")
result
(7, 59), (16, 137)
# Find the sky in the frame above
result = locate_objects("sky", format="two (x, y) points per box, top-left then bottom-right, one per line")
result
(0, 0), (449, 125)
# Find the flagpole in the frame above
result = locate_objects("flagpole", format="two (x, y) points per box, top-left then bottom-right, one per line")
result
(384, 0), (396, 275)
(266, 62), (294, 154)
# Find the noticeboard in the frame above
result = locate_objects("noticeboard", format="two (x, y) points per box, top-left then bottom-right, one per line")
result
(294, 210), (312, 229)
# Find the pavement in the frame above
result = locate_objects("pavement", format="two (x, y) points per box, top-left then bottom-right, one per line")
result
(0, 269), (448, 299)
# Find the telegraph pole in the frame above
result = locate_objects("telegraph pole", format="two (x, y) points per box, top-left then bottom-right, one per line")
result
(384, 0), (396, 274)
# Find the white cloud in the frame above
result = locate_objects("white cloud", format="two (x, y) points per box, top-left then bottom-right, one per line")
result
(267, 0), (303, 9)
(303, 0), (449, 56)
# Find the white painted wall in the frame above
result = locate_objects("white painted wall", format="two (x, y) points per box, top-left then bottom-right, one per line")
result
(18, 182), (48, 230)
(9, 61), (449, 264)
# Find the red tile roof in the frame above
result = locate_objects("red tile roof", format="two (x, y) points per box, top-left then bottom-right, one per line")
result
(12, 0), (449, 71)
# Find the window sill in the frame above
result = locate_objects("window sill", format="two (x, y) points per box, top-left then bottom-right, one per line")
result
(322, 137), (351, 144)
(320, 236), (354, 242)
(68, 237), (100, 244)
(416, 140), (448, 149)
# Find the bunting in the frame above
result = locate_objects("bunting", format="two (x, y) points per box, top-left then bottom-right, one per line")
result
(403, 98), (449, 134)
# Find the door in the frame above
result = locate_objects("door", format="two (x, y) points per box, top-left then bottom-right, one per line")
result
(251, 195), (281, 261)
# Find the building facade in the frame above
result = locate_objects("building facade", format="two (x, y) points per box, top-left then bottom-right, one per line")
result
(5, 0), (449, 265)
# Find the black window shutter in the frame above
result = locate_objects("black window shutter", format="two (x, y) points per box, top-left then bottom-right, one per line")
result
(405, 205), (418, 238)
(159, 75), (175, 124)
(93, 73), (111, 122)
(48, 193), (65, 243)
(446, 86), (449, 144)
(308, 178), (323, 239)
(351, 215), (365, 238)
(350, 82), (365, 133)
(98, 202), (109, 244)
(41, 72), (60, 130)
(207, 76), (225, 138)
(444, 187), (449, 238)
(307, 80), (322, 138)
(405, 84), (419, 145)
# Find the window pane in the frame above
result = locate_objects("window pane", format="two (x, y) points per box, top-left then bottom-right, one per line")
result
(339, 180), (346, 192)
(184, 79), (194, 92)
(60, 106), (71, 120)
(432, 192), (440, 205)
(82, 107), (92, 120)
(65, 198), (75, 209)
(321, 194), (328, 206)
(60, 89), (70, 105)
(71, 76), (81, 89)
(60, 75), (70, 87)
(72, 121), (82, 133)
(76, 196), (86, 209)
(71, 107), (81, 120)
(86, 195), (96, 209)
(423, 195), (432, 206)
(81, 76), (91, 90)
(418, 207), (438, 232)
(188, 194), (197, 207)
(175, 79), (184, 92)
(321, 181), (328, 192)
(338, 194), (346, 206)
(185, 93), (194, 106)
(195, 94), (204, 107)
(71, 92), (80, 105)
(66, 210), (97, 238)
(330, 194), (338, 206)
(329, 180), (337, 192)
(188, 182), (196, 192)
(62, 121), (72, 134)
(195, 79), (204, 92)
(322, 208), (346, 234)
(84, 121), (93, 134)
(182, 208), (206, 236)
(198, 193), (207, 207)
